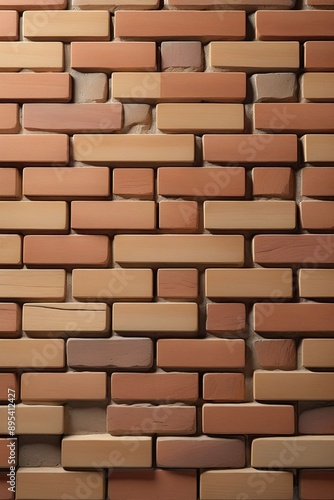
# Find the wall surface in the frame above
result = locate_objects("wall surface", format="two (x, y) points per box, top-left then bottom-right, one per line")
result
(0, 0), (334, 499)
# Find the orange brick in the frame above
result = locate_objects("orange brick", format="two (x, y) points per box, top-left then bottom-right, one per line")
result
(0, 73), (71, 102)
(0, 303), (20, 338)
(158, 167), (245, 198)
(256, 10), (334, 40)
(114, 10), (245, 40)
(0, 104), (19, 133)
(254, 339), (296, 370)
(0, 0), (67, 9)
(0, 439), (16, 467)
(300, 470), (334, 500)
(203, 403), (295, 435)
(0, 169), (20, 199)
(23, 103), (122, 133)
(252, 167), (294, 198)
(72, 42), (156, 71)
(23, 167), (110, 199)
(0, 11), (18, 40)
(74, 0), (159, 8)
(0, 201), (68, 231)
(203, 134), (298, 163)
(157, 269), (198, 299)
(111, 372), (198, 403)
(0, 373), (18, 401)
(168, 0), (294, 7)
(0, 135), (68, 165)
(206, 303), (246, 335)
(0, 235), (21, 266)
(301, 167), (334, 197)
(307, 0), (334, 5)
(203, 373), (245, 402)
(113, 168), (154, 199)
(157, 339), (245, 370)
(300, 201), (334, 230)
(159, 201), (198, 230)
(304, 41), (334, 70)
(71, 201), (156, 230)
(23, 235), (110, 267)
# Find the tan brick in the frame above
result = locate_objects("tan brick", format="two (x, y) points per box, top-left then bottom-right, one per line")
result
(0, 169), (20, 199)
(73, 0), (159, 8)
(0, 235), (21, 266)
(0, 135), (68, 165)
(168, 0), (295, 7)
(206, 268), (292, 298)
(254, 340), (296, 370)
(0, 303), (20, 338)
(159, 201), (198, 231)
(300, 200), (334, 230)
(107, 405), (196, 435)
(252, 437), (334, 468)
(300, 470), (334, 500)
(0, 104), (19, 133)
(113, 168), (154, 199)
(0, 339), (64, 368)
(302, 73), (334, 101)
(299, 269), (334, 298)
(254, 371), (334, 400)
(304, 42), (334, 70)
(0, 0), (67, 9)
(206, 303), (246, 335)
(113, 303), (198, 333)
(0, 11), (18, 40)
(157, 269), (198, 299)
(0, 270), (65, 300)
(302, 339), (334, 368)
(0, 373), (18, 401)
(114, 235), (244, 265)
(23, 11), (110, 40)
(203, 373), (245, 402)
(255, 103), (334, 132)
(0, 202), (67, 231)
(0, 405), (64, 434)
(21, 372), (107, 402)
(16, 468), (104, 500)
(0, 73), (71, 102)
(62, 434), (151, 468)
(251, 73), (298, 103)
(0, 42), (63, 71)
(301, 167), (334, 197)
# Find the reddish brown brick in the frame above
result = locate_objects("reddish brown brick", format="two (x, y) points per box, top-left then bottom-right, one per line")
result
(157, 269), (198, 299)
(206, 303), (246, 335)
(300, 470), (334, 500)
(254, 340), (297, 370)
(203, 373), (245, 402)
(0, 303), (20, 339)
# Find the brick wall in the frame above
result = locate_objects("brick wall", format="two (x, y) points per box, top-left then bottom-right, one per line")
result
(0, 0), (334, 499)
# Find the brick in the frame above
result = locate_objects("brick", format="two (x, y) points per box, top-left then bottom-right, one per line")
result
(0, 438), (16, 467)
(254, 303), (334, 333)
(114, 235), (244, 265)
(252, 167), (294, 198)
(299, 407), (334, 434)
(0, 405), (64, 434)
(200, 469), (293, 500)
(253, 235), (334, 265)
(157, 339), (245, 370)
(203, 373), (245, 402)
(74, 0), (159, 8)
(168, 0), (295, 7)
(73, 134), (194, 164)
(113, 303), (198, 333)
(0, 339), (64, 368)
(300, 470), (334, 500)
(203, 134), (298, 164)
(254, 371), (334, 400)
(254, 340), (296, 370)
(205, 268), (293, 298)
(0, 373), (18, 401)
(67, 338), (153, 370)
(108, 470), (197, 500)
(251, 73), (298, 103)
(161, 41), (202, 71)
(0, 135), (68, 165)
(23, 235), (109, 267)
(0, 303), (20, 338)
(307, 0), (334, 5)
(302, 73), (334, 101)
(210, 42), (299, 71)
(112, 72), (246, 102)
(301, 167), (334, 197)
(302, 339), (334, 368)
(72, 42), (156, 72)
(204, 201), (296, 230)
(0, 201), (67, 231)
(111, 373), (198, 402)
(203, 403), (294, 436)
(252, 437), (334, 468)
(255, 103), (334, 133)
(299, 269), (334, 298)
(0, 104), (19, 133)
(159, 201), (198, 230)
(157, 104), (244, 133)
(0, 12), (18, 41)
(23, 11), (110, 41)
(23, 167), (110, 199)
(107, 405), (196, 435)
(16, 468), (104, 500)
(206, 303), (246, 335)
(156, 437), (245, 468)
(158, 167), (245, 198)
(73, 269), (152, 300)
(23, 103), (122, 133)
(0, 169), (20, 199)
(0, 0), (67, 9)
(157, 269), (198, 299)
(256, 10), (334, 40)
(0, 235), (21, 266)
(113, 168), (154, 199)
(71, 201), (156, 230)
(0, 473), (13, 500)
(304, 42), (334, 70)
(0, 73), (71, 102)
(0, 42), (63, 71)
(0, 270), (65, 300)
(115, 10), (245, 40)
(21, 372), (106, 402)
(62, 434), (151, 468)
(300, 200), (334, 230)
(23, 303), (109, 335)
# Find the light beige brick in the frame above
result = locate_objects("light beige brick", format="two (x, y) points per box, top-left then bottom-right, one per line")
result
(0, 270), (65, 300)
(302, 339), (334, 368)
(0, 202), (67, 231)
(0, 339), (64, 368)
(302, 134), (334, 162)
(0, 405), (64, 434)
(0, 235), (21, 265)
(302, 73), (334, 101)
(0, 42), (63, 71)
